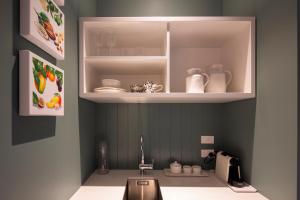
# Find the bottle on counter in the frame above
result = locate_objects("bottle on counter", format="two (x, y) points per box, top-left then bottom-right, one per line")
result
(97, 141), (109, 174)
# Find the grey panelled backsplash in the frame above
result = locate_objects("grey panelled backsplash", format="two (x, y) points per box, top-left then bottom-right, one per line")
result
(96, 104), (223, 169)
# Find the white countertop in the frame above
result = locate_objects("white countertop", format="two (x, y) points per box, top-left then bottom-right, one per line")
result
(70, 170), (268, 200)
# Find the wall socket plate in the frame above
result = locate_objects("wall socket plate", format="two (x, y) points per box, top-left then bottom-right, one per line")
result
(201, 136), (214, 144)
(201, 149), (214, 158)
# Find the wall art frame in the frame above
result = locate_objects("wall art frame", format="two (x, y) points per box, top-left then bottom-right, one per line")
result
(19, 50), (64, 116)
(20, 0), (65, 60)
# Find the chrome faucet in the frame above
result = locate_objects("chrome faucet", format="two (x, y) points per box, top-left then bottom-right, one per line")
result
(139, 135), (153, 175)
(141, 135), (145, 164)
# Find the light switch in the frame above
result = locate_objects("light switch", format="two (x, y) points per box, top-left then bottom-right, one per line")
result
(201, 136), (214, 144)
(201, 149), (214, 158)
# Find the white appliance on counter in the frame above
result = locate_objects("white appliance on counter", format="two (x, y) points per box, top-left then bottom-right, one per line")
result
(215, 151), (234, 183)
(215, 151), (258, 193)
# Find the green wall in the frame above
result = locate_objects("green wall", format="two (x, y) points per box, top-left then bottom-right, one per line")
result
(221, 100), (256, 183)
(0, 0), (97, 200)
(222, 0), (298, 200)
(97, 0), (222, 16)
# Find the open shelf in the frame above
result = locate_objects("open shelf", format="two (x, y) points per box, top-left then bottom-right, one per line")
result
(85, 56), (167, 74)
(170, 20), (253, 93)
(79, 17), (255, 103)
(83, 56), (168, 93)
(83, 21), (167, 56)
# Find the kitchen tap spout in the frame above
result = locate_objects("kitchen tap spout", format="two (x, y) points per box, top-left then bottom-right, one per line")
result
(140, 135), (144, 165)
(139, 135), (153, 174)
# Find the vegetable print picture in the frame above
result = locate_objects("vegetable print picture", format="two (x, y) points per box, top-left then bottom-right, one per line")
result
(19, 50), (64, 116)
(20, 0), (65, 60)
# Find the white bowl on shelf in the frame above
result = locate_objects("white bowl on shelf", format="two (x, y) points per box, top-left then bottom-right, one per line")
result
(101, 79), (121, 88)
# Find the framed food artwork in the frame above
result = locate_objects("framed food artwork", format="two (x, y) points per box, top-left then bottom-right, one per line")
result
(20, 0), (65, 60)
(19, 50), (64, 116)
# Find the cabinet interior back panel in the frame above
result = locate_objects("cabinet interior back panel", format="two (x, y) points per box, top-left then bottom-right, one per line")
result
(170, 20), (251, 48)
(85, 21), (168, 56)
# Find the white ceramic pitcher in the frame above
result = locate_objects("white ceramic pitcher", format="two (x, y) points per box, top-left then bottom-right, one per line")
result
(186, 68), (209, 93)
(206, 64), (232, 93)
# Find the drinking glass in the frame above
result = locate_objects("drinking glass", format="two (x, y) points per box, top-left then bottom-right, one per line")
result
(106, 32), (117, 56)
(96, 32), (105, 56)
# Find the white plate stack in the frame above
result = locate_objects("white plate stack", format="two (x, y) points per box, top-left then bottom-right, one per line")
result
(94, 79), (126, 93)
(94, 87), (126, 93)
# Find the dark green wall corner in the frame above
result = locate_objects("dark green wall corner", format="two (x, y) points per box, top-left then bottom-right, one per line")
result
(223, 0), (298, 200)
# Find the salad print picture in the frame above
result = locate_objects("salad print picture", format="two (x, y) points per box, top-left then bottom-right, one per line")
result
(20, 0), (65, 60)
(19, 50), (64, 116)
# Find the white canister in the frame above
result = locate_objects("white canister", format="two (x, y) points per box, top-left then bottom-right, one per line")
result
(192, 165), (202, 174)
(183, 165), (192, 174)
(206, 64), (232, 93)
(186, 68), (209, 93)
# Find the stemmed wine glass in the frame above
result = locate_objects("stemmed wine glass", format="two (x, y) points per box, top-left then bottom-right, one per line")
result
(96, 31), (105, 56)
(106, 31), (117, 56)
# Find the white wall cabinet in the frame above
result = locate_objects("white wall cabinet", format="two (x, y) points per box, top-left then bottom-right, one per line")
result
(79, 17), (255, 103)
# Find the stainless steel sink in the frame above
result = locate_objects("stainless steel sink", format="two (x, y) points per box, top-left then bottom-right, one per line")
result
(123, 177), (163, 200)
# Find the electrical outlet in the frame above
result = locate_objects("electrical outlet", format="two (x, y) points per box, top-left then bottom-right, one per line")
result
(201, 136), (214, 144)
(201, 149), (214, 158)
